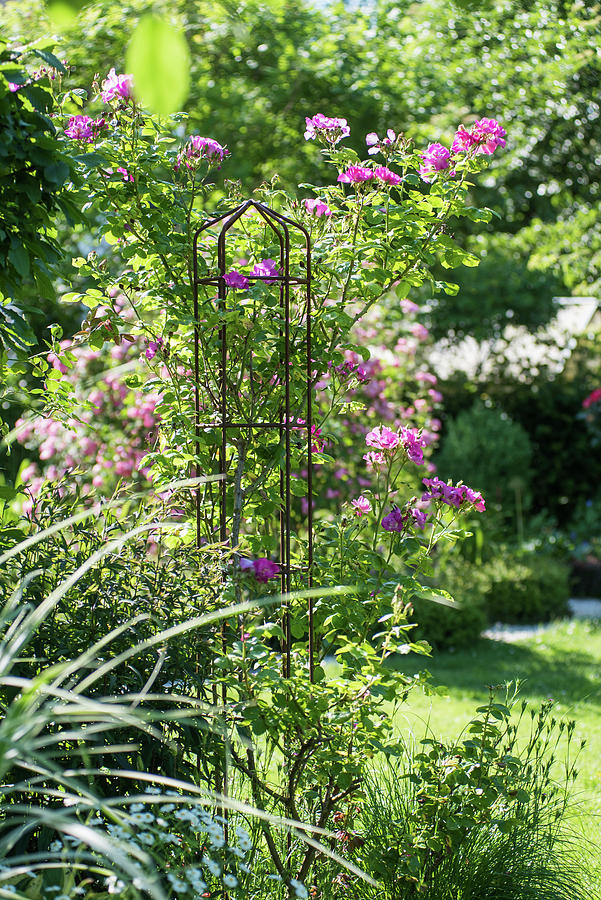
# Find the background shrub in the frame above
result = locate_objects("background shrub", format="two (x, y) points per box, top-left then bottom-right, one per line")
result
(409, 560), (488, 650)
(482, 550), (571, 624)
(435, 402), (533, 530)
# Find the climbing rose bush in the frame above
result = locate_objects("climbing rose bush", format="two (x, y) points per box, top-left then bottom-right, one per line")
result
(12, 67), (505, 895)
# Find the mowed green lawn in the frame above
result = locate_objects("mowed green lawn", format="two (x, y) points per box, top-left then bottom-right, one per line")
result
(392, 619), (601, 872)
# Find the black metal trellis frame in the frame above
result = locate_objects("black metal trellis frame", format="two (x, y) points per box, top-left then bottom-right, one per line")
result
(192, 199), (315, 680)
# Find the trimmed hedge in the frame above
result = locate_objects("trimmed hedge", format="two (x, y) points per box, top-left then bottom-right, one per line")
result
(412, 549), (571, 648)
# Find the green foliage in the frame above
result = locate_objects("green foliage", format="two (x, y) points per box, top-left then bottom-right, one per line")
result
(4, 0), (600, 344)
(435, 403), (533, 525)
(0, 37), (79, 355)
(331, 691), (597, 899)
(481, 549), (571, 625)
(441, 359), (601, 526)
(409, 560), (488, 649)
(126, 15), (190, 115)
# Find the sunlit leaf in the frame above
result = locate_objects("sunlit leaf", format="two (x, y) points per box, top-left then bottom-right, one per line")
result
(126, 15), (190, 116)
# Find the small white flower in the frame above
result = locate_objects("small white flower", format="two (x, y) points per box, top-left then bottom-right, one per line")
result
(49, 840), (62, 852)
(202, 855), (221, 877)
(129, 802), (144, 813)
(236, 827), (252, 851)
(145, 786), (161, 794)
(131, 812), (155, 825)
(290, 879), (308, 899)
(160, 804), (175, 814)
(167, 874), (186, 892)
(239, 863), (251, 874)
(223, 874), (238, 889)
(137, 832), (155, 845)
(105, 876), (125, 895)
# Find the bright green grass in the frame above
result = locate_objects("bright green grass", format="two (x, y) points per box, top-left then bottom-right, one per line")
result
(392, 618), (601, 873)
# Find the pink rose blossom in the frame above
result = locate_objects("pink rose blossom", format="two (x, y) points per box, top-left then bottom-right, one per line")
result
(250, 259), (280, 280)
(338, 165), (374, 184)
(363, 450), (385, 468)
(365, 425), (400, 452)
(419, 143), (451, 182)
(100, 68), (134, 102)
(145, 338), (164, 361)
(450, 125), (474, 153)
(366, 128), (396, 155)
(411, 508), (428, 529)
(252, 558), (281, 583)
(304, 114), (350, 144)
(116, 167), (134, 182)
(400, 426), (426, 465)
(176, 136), (229, 171)
(452, 118), (506, 156)
(304, 198), (332, 216)
(224, 270), (249, 289)
(382, 506), (406, 533)
(464, 487), (486, 512)
(8, 82), (21, 92)
(64, 115), (97, 142)
(373, 166), (402, 186)
(351, 495), (372, 517)
(422, 477), (485, 512)
(428, 388), (443, 403)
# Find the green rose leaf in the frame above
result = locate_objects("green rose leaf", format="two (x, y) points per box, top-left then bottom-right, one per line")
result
(126, 15), (190, 116)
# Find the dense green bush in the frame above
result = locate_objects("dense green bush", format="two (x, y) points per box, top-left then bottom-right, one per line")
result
(482, 551), (571, 624)
(409, 564), (488, 650)
(435, 402), (533, 528)
(411, 546), (571, 647)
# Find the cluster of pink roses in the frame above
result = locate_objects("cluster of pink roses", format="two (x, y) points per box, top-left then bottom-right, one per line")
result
(15, 323), (161, 509)
(382, 505), (427, 532)
(364, 424), (427, 466)
(223, 259), (280, 289)
(176, 135), (229, 171)
(337, 165), (401, 186)
(419, 117), (506, 181)
(64, 115), (107, 142)
(304, 114), (350, 144)
(99, 67), (134, 103)
(422, 476), (485, 512)
(304, 111), (505, 188)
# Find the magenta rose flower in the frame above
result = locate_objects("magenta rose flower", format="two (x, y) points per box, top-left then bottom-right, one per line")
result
(381, 506), (406, 533)
(351, 495), (372, 517)
(338, 166), (375, 184)
(304, 113), (350, 144)
(224, 270), (249, 289)
(100, 68), (133, 103)
(419, 143), (451, 182)
(252, 558), (281, 583)
(304, 198), (332, 216)
(373, 166), (402, 186)
(365, 425), (400, 452)
(250, 259), (280, 280)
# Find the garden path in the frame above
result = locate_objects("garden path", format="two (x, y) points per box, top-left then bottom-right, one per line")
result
(483, 598), (601, 643)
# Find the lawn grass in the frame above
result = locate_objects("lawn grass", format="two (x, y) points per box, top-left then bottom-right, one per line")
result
(393, 618), (601, 874)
